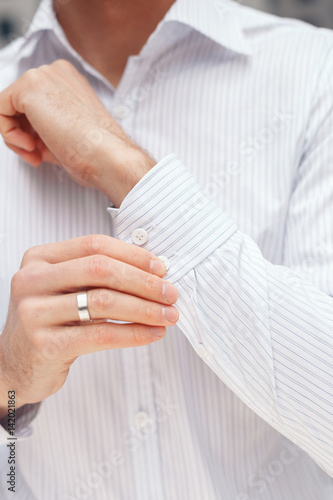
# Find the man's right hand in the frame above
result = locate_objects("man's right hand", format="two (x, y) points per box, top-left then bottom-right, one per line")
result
(0, 235), (178, 418)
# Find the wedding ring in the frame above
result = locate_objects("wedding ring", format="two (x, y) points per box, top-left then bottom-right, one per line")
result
(77, 292), (91, 322)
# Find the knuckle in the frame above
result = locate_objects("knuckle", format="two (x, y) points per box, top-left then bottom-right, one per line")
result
(11, 268), (31, 296)
(86, 254), (110, 278)
(30, 331), (58, 361)
(144, 273), (155, 293)
(23, 68), (40, 85)
(132, 246), (151, 272)
(142, 253), (153, 273)
(21, 245), (42, 266)
(94, 323), (112, 346)
(52, 59), (74, 71)
(90, 289), (114, 313)
(10, 271), (23, 294)
(144, 300), (155, 321)
(16, 297), (37, 324)
(130, 244), (143, 261)
(117, 263), (133, 292)
(16, 70), (41, 108)
(132, 324), (145, 344)
(37, 64), (52, 74)
(84, 234), (106, 256)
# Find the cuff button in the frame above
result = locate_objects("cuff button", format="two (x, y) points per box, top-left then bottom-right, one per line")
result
(132, 228), (149, 246)
(157, 256), (170, 271)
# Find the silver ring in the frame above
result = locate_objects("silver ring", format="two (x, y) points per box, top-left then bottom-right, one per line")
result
(77, 292), (91, 322)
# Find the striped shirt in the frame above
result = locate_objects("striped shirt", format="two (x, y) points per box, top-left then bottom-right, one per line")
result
(0, 0), (333, 498)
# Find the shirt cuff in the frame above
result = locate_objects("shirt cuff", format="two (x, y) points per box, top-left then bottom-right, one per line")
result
(0, 403), (41, 445)
(107, 154), (238, 282)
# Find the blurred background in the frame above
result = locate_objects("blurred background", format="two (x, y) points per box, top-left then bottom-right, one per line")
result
(0, 0), (333, 49)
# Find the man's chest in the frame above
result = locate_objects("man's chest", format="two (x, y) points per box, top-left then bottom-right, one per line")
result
(0, 53), (305, 327)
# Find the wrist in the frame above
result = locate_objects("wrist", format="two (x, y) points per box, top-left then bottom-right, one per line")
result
(0, 402), (8, 420)
(92, 139), (156, 207)
(0, 388), (14, 421)
(0, 388), (26, 422)
(0, 355), (24, 420)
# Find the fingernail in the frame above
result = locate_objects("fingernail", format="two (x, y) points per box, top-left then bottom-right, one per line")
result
(150, 258), (166, 276)
(162, 283), (177, 302)
(151, 326), (165, 338)
(162, 306), (179, 324)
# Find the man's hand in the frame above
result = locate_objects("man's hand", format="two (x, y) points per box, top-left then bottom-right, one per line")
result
(0, 60), (155, 207)
(0, 235), (178, 417)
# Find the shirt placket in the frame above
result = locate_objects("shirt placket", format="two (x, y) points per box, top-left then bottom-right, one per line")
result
(113, 57), (166, 500)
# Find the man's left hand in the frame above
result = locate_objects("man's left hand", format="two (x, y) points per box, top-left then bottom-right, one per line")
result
(0, 60), (155, 206)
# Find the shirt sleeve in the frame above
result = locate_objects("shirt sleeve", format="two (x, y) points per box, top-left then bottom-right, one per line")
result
(0, 403), (41, 445)
(108, 61), (333, 479)
(0, 329), (42, 444)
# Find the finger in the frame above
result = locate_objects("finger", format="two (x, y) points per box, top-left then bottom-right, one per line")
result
(33, 289), (179, 327)
(23, 255), (178, 304)
(0, 84), (20, 117)
(3, 142), (42, 166)
(0, 115), (36, 151)
(22, 234), (167, 277)
(60, 322), (166, 357)
(34, 135), (59, 164)
(0, 111), (54, 166)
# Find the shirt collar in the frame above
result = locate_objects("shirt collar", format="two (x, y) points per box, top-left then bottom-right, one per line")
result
(25, 0), (252, 57)
(25, 0), (57, 37)
(163, 0), (252, 56)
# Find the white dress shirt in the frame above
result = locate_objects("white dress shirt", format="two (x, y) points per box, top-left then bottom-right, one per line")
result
(0, 0), (333, 498)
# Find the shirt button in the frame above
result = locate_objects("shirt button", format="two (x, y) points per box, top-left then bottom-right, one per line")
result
(158, 255), (170, 271)
(132, 228), (149, 246)
(197, 343), (209, 359)
(134, 411), (150, 429)
(112, 104), (129, 120)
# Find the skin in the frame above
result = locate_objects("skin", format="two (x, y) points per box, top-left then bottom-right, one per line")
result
(0, 236), (178, 416)
(0, 0), (178, 418)
(56, 0), (176, 86)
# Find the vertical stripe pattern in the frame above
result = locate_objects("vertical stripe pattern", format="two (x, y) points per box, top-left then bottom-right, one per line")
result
(0, 0), (333, 499)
